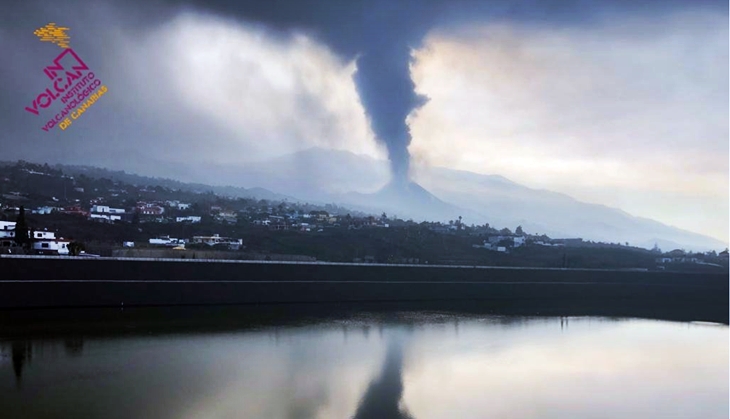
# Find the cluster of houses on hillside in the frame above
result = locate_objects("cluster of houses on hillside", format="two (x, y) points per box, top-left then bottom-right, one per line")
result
(655, 248), (728, 268)
(146, 234), (244, 250)
(472, 235), (582, 253)
(472, 235), (528, 252)
(4, 195), (401, 232)
(2, 195), (728, 264)
(8, 201), (187, 223)
(248, 211), (390, 232)
(0, 221), (71, 255)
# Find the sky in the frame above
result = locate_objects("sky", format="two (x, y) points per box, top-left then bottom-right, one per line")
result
(0, 0), (727, 243)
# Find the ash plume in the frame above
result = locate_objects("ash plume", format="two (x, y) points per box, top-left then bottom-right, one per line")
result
(173, 0), (436, 183)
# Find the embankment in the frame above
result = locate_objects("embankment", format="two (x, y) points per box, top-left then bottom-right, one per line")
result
(0, 256), (727, 323)
(110, 248), (316, 261)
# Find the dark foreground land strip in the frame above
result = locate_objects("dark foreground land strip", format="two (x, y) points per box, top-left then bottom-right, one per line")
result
(0, 256), (727, 324)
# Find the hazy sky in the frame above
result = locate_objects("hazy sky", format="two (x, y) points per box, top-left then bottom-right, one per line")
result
(409, 10), (729, 242)
(0, 0), (727, 242)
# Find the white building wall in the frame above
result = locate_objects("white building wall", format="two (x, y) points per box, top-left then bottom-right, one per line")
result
(91, 205), (124, 214)
(176, 216), (201, 223)
(33, 240), (69, 254)
(91, 205), (110, 213)
(32, 231), (56, 240)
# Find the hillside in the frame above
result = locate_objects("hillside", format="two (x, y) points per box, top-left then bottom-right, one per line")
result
(0, 157), (726, 253)
(212, 148), (725, 251)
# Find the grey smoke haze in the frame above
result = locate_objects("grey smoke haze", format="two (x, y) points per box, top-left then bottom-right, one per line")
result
(2, 0), (724, 179)
(0, 0), (726, 246)
(158, 0), (726, 181)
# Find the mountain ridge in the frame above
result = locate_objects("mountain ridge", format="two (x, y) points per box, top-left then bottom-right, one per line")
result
(244, 148), (726, 251)
(2, 150), (725, 252)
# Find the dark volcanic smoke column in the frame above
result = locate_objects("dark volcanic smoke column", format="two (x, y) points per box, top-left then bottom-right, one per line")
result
(354, 22), (428, 184)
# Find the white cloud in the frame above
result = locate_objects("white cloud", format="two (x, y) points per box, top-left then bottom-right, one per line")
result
(408, 10), (728, 241)
(117, 11), (386, 165)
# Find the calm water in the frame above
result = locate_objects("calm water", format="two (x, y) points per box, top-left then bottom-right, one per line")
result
(0, 314), (727, 419)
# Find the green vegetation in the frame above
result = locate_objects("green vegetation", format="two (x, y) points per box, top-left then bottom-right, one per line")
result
(13, 206), (29, 248)
(68, 241), (85, 256)
(1, 160), (727, 272)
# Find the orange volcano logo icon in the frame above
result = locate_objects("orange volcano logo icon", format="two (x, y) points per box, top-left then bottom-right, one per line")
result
(33, 23), (70, 49)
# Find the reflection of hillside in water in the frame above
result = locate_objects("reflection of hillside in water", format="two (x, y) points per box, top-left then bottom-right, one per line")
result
(353, 337), (414, 419)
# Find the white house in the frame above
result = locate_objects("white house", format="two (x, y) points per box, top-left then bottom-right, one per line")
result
(0, 221), (16, 248)
(149, 236), (185, 247)
(90, 213), (122, 221)
(33, 238), (70, 255)
(91, 205), (125, 214)
(0, 223), (68, 254)
(32, 206), (57, 214)
(31, 230), (56, 240)
(192, 234), (243, 250)
(90, 205), (125, 222)
(166, 201), (191, 210)
(29, 230), (70, 255)
(0, 221), (15, 239)
(176, 216), (201, 223)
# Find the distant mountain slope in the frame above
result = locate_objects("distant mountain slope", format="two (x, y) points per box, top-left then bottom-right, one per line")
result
(337, 179), (465, 222)
(415, 167), (726, 251)
(240, 148), (725, 251)
(53, 164), (295, 202)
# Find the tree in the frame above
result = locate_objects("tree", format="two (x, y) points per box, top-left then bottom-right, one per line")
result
(68, 241), (85, 256)
(497, 238), (513, 247)
(13, 206), (29, 248)
(499, 227), (512, 236)
(515, 225), (524, 236)
(29, 227), (37, 252)
(131, 208), (140, 225)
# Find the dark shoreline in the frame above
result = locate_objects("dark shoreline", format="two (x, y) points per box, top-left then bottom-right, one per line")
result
(1, 256), (727, 328)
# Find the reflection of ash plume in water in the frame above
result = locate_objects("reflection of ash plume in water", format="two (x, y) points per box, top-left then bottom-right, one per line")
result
(352, 337), (414, 419)
(12, 341), (32, 387)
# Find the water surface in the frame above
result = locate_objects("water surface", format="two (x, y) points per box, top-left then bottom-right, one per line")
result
(0, 313), (727, 419)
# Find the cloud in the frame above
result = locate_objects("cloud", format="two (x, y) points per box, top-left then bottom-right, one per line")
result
(0, 0), (725, 241)
(0, 2), (385, 172)
(408, 9), (728, 241)
(118, 11), (385, 164)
